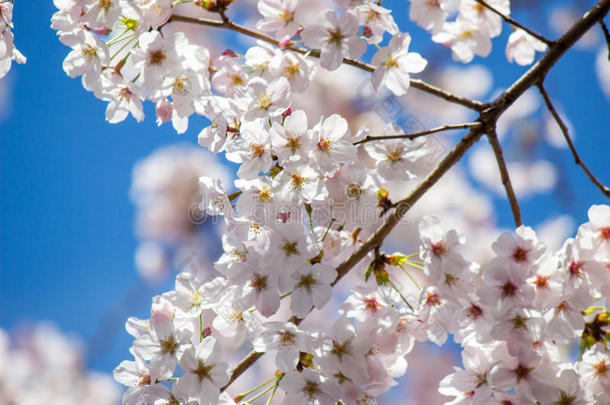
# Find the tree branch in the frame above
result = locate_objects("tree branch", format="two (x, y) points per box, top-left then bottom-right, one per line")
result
(486, 128), (523, 227)
(353, 122), (482, 146)
(167, 14), (485, 111)
(537, 83), (610, 199)
(474, 0), (553, 45)
(216, 0), (610, 392)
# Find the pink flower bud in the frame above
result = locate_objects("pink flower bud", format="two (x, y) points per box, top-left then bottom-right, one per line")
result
(362, 26), (373, 38)
(155, 99), (172, 125)
(95, 27), (111, 36)
(279, 38), (291, 49)
(222, 49), (237, 57)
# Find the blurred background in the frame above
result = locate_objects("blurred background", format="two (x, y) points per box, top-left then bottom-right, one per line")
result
(0, 0), (608, 403)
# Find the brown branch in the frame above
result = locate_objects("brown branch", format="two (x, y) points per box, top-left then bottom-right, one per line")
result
(353, 122), (481, 146)
(486, 128), (523, 227)
(474, 0), (553, 45)
(537, 83), (610, 199)
(167, 14), (485, 111)
(216, 0), (610, 392)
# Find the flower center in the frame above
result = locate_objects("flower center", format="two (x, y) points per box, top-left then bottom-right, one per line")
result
(282, 62), (301, 78)
(514, 363), (533, 382)
(444, 273), (459, 286)
(426, 291), (441, 306)
(256, 91), (274, 109)
(278, 330), (295, 348)
(297, 273), (317, 293)
(384, 56), (399, 69)
(249, 273), (268, 291)
(286, 135), (301, 154)
(172, 76), (188, 95)
(118, 87), (132, 101)
(255, 186), (273, 203)
(160, 335), (179, 355)
(387, 146), (403, 162)
(556, 300), (570, 313)
(534, 274), (549, 289)
(82, 45), (98, 61)
(512, 246), (528, 263)
(364, 297), (380, 312)
(233, 248), (247, 262)
(279, 9), (294, 23)
(331, 339), (352, 361)
(431, 241), (447, 257)
(501, 280), (518, 298)
(466, 304), (483, 319)
(556, 392), (578, 405)
(511, 314), (527, 332)
(568, 260), (583, 278)
(193, 361), (214, 381)
(280, 240), (299, 257)
(303, 380), (321, 400)
(98, 0), (112, 10)
(327, 28), (345, 45)
(290, 173), (306, 190)
(317, 138), (332, 152)
(346, 182), (363, 200)
(231, 74), (244, 86)
(149, 49), (166, 65)
(250, 143), (267, 158)
(229, 311), (243, 322)
(594, 360), (608, 377)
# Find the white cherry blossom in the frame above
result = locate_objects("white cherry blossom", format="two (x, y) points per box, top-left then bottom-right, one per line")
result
(176, 337), (231, 405)
(371, 33), (427, 96)
(301, 9), (366, 71)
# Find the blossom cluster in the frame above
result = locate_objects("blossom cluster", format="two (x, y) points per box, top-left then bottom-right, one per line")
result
(0, 0), (26, 78)
(0, 324), (119, 405)
(408, 0), (547, 65)
(51, 0), (431, 131)
(115, 201), (609, 404)
(424, 204), (610, 404)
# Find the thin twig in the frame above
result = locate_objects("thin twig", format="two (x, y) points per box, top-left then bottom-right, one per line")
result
(353, 122), (481, 146)
(167, 14), (485, 111)
(486, 128), (523, 227)
(217, 0), (610, 392)
(474, 0), (553, 45)
(600, 18), (610, 60)
(537, 83), (610, 199)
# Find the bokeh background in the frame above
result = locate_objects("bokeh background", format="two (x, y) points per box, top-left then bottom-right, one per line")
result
(1, 0), (609, 403)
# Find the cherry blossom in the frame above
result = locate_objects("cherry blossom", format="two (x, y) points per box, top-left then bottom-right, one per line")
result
(0, 1), (26, 78)
(37, 1), (610, 404)
(506, 28), (548, 66)
(371, 32), (427, 96)
(301, 9), (366, 71)
(176, 337), (231, 405)
(256, 0), (304, 40)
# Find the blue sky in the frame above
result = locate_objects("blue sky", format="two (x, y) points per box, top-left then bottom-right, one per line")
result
(1, 0), (608, 380)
